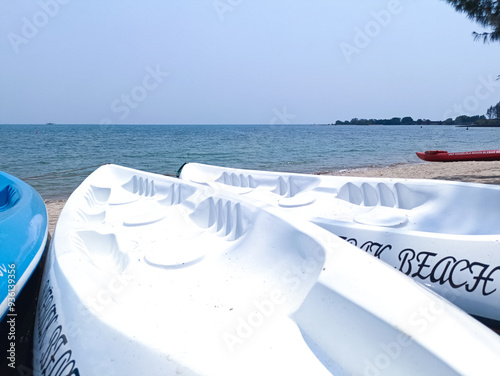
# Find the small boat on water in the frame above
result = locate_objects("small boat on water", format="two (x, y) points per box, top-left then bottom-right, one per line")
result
(0, 171), (48, 320)
(179, 163), (500, 326)
(34, 164), (500, 375)
(416, 149), (500, 162)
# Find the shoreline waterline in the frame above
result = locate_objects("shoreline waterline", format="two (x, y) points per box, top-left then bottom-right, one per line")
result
(7, 123), (500, 200)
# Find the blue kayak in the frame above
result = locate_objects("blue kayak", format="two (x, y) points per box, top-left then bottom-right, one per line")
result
(0, 171), (48, 320)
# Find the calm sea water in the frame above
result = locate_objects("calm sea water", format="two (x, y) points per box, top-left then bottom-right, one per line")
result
(2, 123), (500, 200)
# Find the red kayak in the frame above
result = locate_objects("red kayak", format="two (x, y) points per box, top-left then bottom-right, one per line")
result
(416, 150), (500, 162)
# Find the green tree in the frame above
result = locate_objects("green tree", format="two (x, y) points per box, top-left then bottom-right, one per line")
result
(443, 0), (500, 42)
(487, 106), (494, 119)
(401, 116), (414, 125)
(486, 101), (500, 119)
(390, 117), (401, 125)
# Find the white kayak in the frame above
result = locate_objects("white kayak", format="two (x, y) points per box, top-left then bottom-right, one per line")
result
(34, 164), (500, 375)
(179, 163), (500, 326)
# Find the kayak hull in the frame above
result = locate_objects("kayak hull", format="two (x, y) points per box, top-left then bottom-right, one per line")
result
(416, 150), (500, 162)
(179, 163), (500, 325)
(0, 171), (48, 373)
(0, 171), (48, 321)
(33, 164), (500, 375)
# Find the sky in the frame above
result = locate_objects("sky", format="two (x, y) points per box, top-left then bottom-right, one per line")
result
(1, 0), (499, 125)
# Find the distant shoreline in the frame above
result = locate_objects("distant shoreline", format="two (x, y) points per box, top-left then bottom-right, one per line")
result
(2, 122), (500, 127)
(332, 115), (499, 127)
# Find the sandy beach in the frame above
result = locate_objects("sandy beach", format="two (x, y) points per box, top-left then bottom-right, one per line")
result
(44, 161), (500, 236)
(45, 199), (66, 236)
(329, 160), (500, 184)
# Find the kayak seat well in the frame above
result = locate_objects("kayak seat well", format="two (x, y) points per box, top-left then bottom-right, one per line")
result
(216, 172), (258, 189)
(292, 280), (453, 375)
(156, 182), (197, 207)
(0, 184), (20, 212)
(353, 207), (409, 227)
(336, 182), (429, 210)
(215, 172), (320, 198)
(190, 197), (250, 241)
(122, 175), (157, 197)
(72, 230), (129, 274)
(272, 176), (315, 198)
(114, 175), (196, 206)
(83, 185), (111, 210)
(74, 209), (107, 225)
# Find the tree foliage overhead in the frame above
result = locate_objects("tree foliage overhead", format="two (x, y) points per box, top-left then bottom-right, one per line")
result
(443, 0), (500, 42)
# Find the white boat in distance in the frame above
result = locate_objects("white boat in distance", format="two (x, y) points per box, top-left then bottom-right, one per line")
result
(179, 163), (500, 326)
(34, 164), (500, 375)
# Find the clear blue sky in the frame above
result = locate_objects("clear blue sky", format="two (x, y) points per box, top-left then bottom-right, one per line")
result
(1, 0), (499, 125)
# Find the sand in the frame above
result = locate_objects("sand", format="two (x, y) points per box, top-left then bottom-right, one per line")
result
(44, 160), (500, 236)
(327, 160), (500, 185)
(45, 199), (66, 236)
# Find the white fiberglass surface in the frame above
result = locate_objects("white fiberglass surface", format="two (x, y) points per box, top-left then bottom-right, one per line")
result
(42, 165), (500, 376)
(59, 164), (327, 323)
(181, 163), (500, 236)
(177, 164), (500, 324)
(54, 166), (346, 374)
(332, 181), (500, 235)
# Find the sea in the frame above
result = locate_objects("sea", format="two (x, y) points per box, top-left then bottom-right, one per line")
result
(2, 123), (500, 200)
